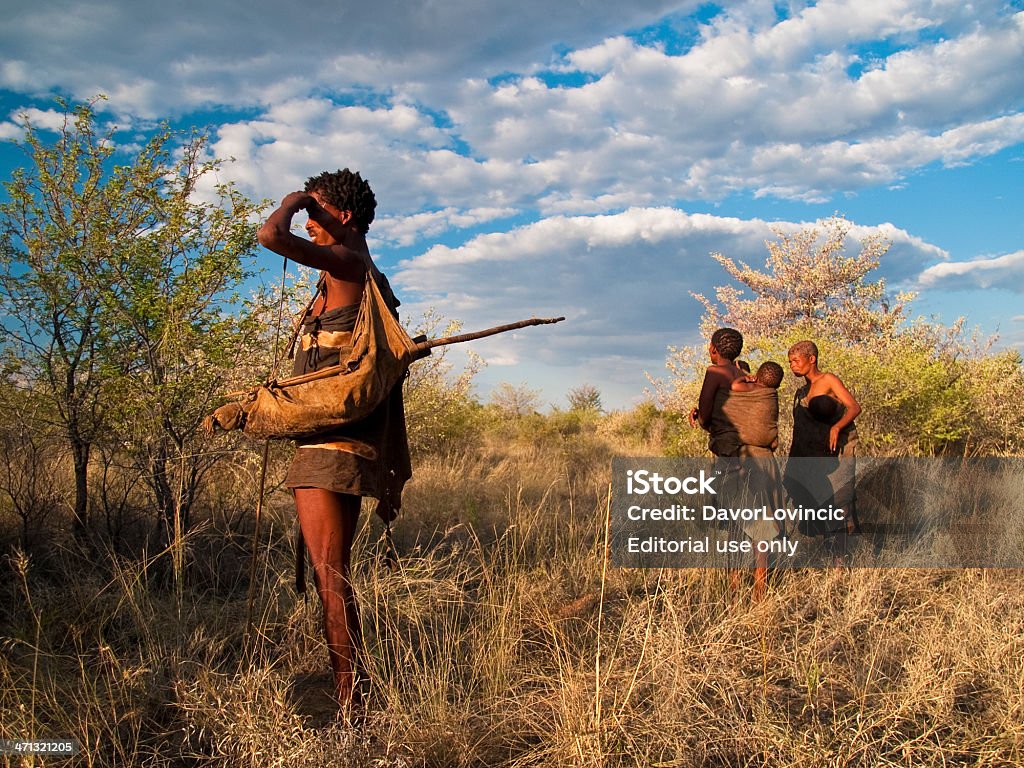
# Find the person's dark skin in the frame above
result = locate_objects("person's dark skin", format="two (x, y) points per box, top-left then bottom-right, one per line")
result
(257, 190), (372, 711)
(689, 339), (768, 601)
(294, 488), (364, 709)
(787, 350), (861, 452)
(788, 345), (862, 566)
(257, 190), (368, 309)
(688, 340), (745, 430)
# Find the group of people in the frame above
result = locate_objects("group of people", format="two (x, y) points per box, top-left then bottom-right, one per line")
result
(251, 168), (864, 714)
(688, 327), (861, 456)
(688, 327), (862, 595)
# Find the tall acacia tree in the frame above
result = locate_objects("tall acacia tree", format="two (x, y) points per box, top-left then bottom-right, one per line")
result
(0, 98), (264, 540)
(0, 100), (156, 534)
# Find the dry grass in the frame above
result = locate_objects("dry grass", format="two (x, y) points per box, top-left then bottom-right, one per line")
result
(2, 427), (1023, 767)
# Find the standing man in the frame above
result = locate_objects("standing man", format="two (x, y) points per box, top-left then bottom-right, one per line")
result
(257, 169), (411, 711)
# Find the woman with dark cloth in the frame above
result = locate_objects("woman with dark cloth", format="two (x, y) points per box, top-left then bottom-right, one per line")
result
(785, 340), (861, 562)
(257, 169), (411, 712)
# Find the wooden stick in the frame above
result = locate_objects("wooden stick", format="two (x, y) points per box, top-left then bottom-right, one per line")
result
(225, 316), (565, 396)
(414, 316), (565, 354)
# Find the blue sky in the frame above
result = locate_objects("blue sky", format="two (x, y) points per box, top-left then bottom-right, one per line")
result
(1, 0), (1022, 408)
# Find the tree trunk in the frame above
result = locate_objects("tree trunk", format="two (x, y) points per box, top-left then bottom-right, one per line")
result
(70, 436), (90, 538)
(151, 443), (175, 549)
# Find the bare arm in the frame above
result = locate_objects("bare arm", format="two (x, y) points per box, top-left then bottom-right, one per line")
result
(690, 366), (733, 430)
(257, 192), (366, 281)
(824, 373), (861, 451)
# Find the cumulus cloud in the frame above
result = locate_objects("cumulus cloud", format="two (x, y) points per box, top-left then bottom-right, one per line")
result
(918, 250), (1024, 291)
(445, 3), (1024, 205)
(195, 98), (558, 248)
(5, 107), (71, 132)
(0, 0), (685, 117)
(14, 0), (995, 247)
(396, 208), (764, 366)
(716, 114), (1024, 202)
(375, 207), (517, 247)
(204, 98), (480, 202)
(5, 0), (1020, 220)
(0, 0), (1019, 401)
(393, 208), (946, 400)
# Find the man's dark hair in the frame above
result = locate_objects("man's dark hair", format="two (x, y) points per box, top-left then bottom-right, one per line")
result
(304, 168), (377, 234)
(711, 327), (743, 361)
(756, 361), (784, 389)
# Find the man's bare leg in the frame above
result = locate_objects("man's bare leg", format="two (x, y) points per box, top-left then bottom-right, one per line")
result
(728, 552), (769, 603)
(293, 488), (363, 707)
(752, 550), (768, 602)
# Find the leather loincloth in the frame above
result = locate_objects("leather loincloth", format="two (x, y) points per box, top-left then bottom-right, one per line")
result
(285, 301), (411, 520)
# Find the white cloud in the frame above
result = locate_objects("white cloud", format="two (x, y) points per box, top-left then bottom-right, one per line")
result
(7, 0), (1008, 249)
(375, 207), (517, 247)
(396, 208), (757, 343)
(428, 4), (1024, 210)
(482, 352), (520, 366)
(713, 114), (1024, 201)
(0, 0), (1017, 410)
(201, 98), (579, 244)
(204, 98), (476, 206)
(918, 250), (1024, 291)
(393, 208), (946, 402)
(201, 92), (1024, 224)
(6, 107), (69, 132)
(0, 0), (686, 117)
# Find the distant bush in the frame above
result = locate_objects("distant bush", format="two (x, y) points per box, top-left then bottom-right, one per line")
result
(402, 310), (484, 454)
(566, 383), (603, 414)
(488, 382), (543, 418)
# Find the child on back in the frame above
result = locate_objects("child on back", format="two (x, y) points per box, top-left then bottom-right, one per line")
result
(728, 360), (783, 456)
(731, 361), (784, 393)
